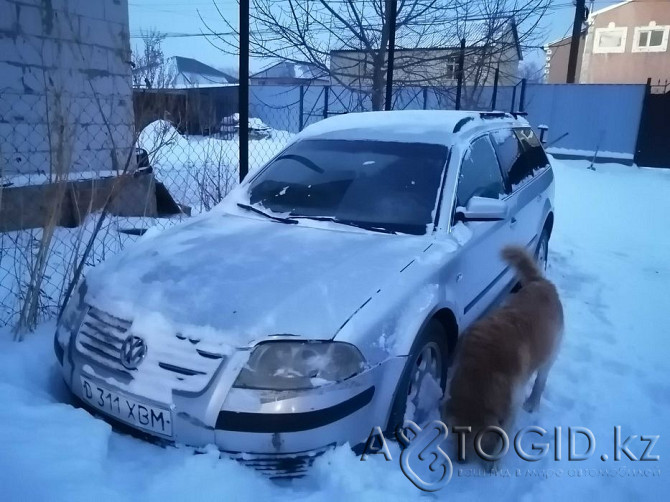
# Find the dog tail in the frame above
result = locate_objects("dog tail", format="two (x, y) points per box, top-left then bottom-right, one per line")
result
(502, 245), (543, 284)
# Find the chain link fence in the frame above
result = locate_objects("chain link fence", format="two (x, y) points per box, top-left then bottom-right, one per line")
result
(0, 80), (524, 329)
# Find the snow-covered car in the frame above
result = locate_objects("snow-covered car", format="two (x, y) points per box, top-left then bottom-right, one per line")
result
(220, 113), (273, 139)
(54, 110), (555, 475)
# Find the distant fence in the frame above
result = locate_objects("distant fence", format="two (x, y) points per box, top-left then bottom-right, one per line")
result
(0, 80), (652, 329)
(522, 84), (647, 161)
(249, 82), (647, 161)
(132, 82), (648, 162)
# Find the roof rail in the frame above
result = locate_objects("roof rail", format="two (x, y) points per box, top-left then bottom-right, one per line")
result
(479, 111), (509, 120)
(452, 116), (475, 133)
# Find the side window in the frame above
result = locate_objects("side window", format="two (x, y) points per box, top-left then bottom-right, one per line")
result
(456, 136), (506, 207)
(490, 127), (551, 191)
(515, 128), (550, 177)
(490, 128), (525, 192)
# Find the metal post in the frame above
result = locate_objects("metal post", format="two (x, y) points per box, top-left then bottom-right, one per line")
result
(384, 0), (398, 111)
(567, 0), (586, 83)
(299, 85), (305, 131)
(491, 66), (499, 111)
(519, 78), (527, 112)
(510, 85), (517, 113)
(238, 0), (249, 182)
(323, 85), (330, 119)
(455, 38), (465, 111)
(422, 87), (428, 110)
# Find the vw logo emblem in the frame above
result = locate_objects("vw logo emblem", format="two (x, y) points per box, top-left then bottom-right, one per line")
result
(120, 335), (147, 370)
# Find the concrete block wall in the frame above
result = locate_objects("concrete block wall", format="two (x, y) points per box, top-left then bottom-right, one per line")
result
(0, 0), (134, 177)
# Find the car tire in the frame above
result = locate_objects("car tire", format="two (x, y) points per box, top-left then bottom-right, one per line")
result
(535, 228), (550, 272)
(385, 319), (449, 435)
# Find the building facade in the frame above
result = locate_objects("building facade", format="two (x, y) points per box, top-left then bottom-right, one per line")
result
(546, 0), (670, 84)
(330, 20), (522, 88)
(0, 0), (134, 176)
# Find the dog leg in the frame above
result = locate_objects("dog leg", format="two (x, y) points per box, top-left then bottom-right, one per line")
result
(524, 363), (552, 413)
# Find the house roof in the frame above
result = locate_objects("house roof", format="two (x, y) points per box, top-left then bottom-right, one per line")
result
(251, 61), (328, 80)
(589, 0), (632, 19)
(133, 56), (238, 88)
(547, 30), (587, 48)
(170, 56), (237, 83)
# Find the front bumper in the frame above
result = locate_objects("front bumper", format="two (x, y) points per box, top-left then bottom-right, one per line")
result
(55, 324), (405, 459)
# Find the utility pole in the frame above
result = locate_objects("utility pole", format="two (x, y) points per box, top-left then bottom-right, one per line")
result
(384, 0), (398, 111)
(239, 0), (250, 181)
(567, 0), (586, 84)
(455, 38), (465, 110)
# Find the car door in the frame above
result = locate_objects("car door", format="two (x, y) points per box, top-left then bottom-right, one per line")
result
(449, 134), (515, 327)
(490, 127), (549, 251)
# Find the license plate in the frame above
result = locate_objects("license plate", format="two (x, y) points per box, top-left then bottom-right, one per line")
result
(80, 377), (173, 437)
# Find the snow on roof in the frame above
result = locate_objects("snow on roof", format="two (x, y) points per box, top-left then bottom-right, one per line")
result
(251, 61), (328, 80)
(293, 110), (518, 146)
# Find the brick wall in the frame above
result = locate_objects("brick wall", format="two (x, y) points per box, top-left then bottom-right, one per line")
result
(0, 0), (134, 177)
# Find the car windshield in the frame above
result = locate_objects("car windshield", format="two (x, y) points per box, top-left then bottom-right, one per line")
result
(246, 139), (449, 235)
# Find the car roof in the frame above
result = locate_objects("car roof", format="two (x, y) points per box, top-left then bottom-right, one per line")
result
(293, 110), (529, 147)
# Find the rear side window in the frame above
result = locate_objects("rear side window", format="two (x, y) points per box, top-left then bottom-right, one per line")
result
(515, 128), (550, 176)
(490, 127), (550, 191)
(456, 136), (506, 207)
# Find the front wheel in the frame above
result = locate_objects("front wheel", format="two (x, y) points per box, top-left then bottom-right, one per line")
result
(385, 319), (449, 434)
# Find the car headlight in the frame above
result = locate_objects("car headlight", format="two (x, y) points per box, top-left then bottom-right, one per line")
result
(233, 341), (366, 390)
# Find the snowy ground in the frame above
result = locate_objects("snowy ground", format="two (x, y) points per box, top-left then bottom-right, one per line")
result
(1, 158), (669, 500)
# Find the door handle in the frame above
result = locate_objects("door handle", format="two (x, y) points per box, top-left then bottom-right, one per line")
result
(510, 217), (518, 226)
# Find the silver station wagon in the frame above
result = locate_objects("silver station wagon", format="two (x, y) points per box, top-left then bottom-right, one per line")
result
(55, 110), (555, 475)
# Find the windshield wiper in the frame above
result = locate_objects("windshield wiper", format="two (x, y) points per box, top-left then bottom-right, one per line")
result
(236, 203), (298, 224)
(289, 215), (397, 234)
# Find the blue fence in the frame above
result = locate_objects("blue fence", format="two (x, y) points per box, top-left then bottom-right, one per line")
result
(249, 82), (647, 160)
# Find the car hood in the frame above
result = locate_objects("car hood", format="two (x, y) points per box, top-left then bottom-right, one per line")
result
(86, 212), (431, 348)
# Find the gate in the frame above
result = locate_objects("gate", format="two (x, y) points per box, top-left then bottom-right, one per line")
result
(635, 81), (670, 168)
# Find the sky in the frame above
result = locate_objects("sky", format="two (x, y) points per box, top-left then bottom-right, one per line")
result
(128, 0), (624, 73)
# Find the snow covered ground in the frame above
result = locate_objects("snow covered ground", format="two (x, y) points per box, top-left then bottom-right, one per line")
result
(1, 158), (669, 501)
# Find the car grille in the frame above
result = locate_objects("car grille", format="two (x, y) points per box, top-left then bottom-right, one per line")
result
(221, 447), (332, 478)
(75, 306), (226, 394)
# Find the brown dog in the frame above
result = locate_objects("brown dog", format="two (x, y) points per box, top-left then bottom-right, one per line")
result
(445, 245), (564, 461)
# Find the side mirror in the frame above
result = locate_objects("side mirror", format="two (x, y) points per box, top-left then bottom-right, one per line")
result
(456, 196), (509, 222)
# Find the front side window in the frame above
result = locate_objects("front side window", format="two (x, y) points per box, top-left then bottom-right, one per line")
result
(456, 136), (505, 207)
(594, 24), (628, 54)
(633, 24), (669, 52)
(247, 139), (449, 235)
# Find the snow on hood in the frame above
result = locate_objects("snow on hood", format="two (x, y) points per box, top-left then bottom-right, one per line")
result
(85, 212), (431, 348)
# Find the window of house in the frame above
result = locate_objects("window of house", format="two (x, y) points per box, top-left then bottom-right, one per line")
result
(445, 57), (457, 80)
(456, 136), (506, 207)
(633, 23), (670, 53)
(593, 23), (628, 54)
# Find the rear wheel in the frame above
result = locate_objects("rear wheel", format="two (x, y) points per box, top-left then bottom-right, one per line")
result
(386, 319), (449, 434)
(535, 228), (549, 271)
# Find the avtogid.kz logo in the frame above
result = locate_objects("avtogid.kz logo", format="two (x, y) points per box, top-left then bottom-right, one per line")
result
(360, 421), (660, 492)
(361, 420), (454, 492)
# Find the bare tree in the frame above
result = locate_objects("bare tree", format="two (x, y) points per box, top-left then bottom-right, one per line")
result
(204, 0), (550, 110)
(132, 29), (175, 89)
